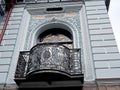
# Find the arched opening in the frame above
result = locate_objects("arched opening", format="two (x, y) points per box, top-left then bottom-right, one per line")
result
(38, 28), (73, 49)
(14, 21), (83, 88)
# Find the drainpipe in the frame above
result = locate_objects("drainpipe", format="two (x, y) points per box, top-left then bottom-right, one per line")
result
(0, 0), (14, 44)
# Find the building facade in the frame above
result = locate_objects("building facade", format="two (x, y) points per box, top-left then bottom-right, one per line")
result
(0, 0), (120, 89)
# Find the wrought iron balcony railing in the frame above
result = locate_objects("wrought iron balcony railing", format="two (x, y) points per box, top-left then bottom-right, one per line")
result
(14, 43), (83, 84)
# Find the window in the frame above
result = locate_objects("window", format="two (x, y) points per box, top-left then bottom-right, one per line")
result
(46, 7), (63, 12)
(0, 0), (5, 16)
(39, 28), (73, 49)
(16, 0), (24, 2)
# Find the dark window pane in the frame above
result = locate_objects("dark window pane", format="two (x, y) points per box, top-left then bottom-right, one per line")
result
(17, 0), (24, 2)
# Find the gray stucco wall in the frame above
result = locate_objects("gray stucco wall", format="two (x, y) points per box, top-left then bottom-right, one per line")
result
(85, 0), (120, 79)
(0, 5), (25, 86)
(0, 0), (120, 87)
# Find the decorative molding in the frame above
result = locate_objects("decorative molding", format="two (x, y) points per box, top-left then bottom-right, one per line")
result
(24, 12), (81, 50)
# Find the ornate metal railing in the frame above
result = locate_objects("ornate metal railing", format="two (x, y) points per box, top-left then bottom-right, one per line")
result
(15, 43), (82, 80)
(14, 51), (29, 78)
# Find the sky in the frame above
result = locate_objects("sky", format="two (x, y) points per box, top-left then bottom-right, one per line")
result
(108, 0), (120, 51)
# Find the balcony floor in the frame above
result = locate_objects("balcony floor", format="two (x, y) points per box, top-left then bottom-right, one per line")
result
(18, 80), (83, 89)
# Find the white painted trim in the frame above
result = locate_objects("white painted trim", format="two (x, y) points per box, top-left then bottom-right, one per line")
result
(80, 5), (95, 81)
(19, 10), (30, 51)
(6, 8), (28, 84)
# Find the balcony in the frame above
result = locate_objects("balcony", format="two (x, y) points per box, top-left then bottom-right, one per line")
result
(14, 43), (83, 88)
